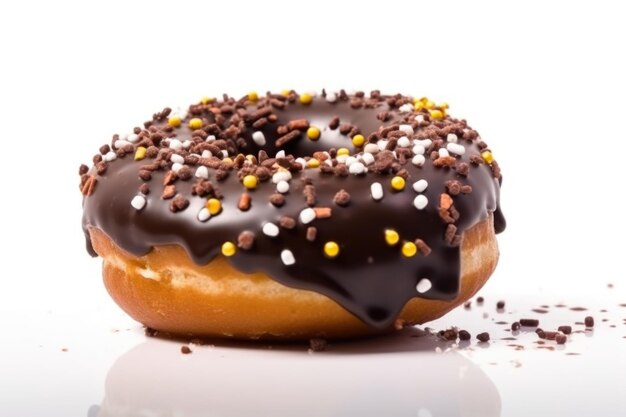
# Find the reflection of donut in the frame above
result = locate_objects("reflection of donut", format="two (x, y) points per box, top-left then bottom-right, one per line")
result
(95, 337), (501, 417)
(81, 90), (505, 339)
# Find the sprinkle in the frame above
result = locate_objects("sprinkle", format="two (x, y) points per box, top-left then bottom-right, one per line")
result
(237, 231), (255, 250)
(558, 325), (572, 334)
(325, 92), (337, 103)
(429, 109), (444, 119)
(197, 208), (210, 222)
(415, 239), (432, 256)
(281, 249), (296, 266)
(170, 154), (185, 164)
(397, 136), (411, 148)
(399, 124), (414, 135)
(252, 131), (266, 146)
(438, 148), (450, 158)
(412, 154), (426, 166)
(337, 148), (350, 156)
(262, 222), (280, 237)
(377, 140), (389, 151)
(520, 319), (539, 327)
(458, 330), (471, 341)
(333, 189), (351, 206)
(171, 162), (183, 173)
(168, 116), (182, 127)
(104, 151), (117, 162)
(482, 151), (494, 164)
(306, 227), (317, 241)
(206, 198), (222, 215)
(416, 278), (432, 293)
(585, 316), (595, 328)
(200, 97), (213, 104)
(447, 143), (466, 155)
(385, 229), (400, 246)
(348, 162), (366, 175)
(352, 134), (365, 147)
(413, 195), (428, 210)
(276, 180), (290, 194)
(511, 322), (521, 331)
(476, 332), (490, 342)
(306, 127), (321, 140)
(169, 139), (183, 151)
(221, 242), (236, 257)
(299, 93), (313, 104)
(131, 195), (146, 211)
(314, 207), (332, 218)
(556, 334), (567, 344)
(127, 133), (139, 143)
(195, 166), (209, 179)
(402, 241), (417, 257)
(412, 179), (428, 193)
(307, 158), (321, 168)
(361, 152), (375, 165)
(447, 133), (458, 143)
(243, 175), (258, 189)
(370, 182), (384, 201)
(364, 143), (380, 154)
(324, 241), (340, 258)
(272, 170), (292, 183)
(391, 176), (406, 191)
(188, 118), (203, 130)
(299, 208), (316, 224)
(238, 192), (251, 211)
(247, 91), (258, 102)
(345, 156), (358, 166)
(399, 103), (413, 112)
(281, 89), (291, 97)
(114, 139), (132, 149)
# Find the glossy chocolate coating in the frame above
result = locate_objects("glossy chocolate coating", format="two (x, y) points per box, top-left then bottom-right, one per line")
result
(82, 94), (505, 329)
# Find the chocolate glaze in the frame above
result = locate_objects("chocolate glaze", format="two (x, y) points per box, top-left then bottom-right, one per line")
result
(82, 94), (505, 329)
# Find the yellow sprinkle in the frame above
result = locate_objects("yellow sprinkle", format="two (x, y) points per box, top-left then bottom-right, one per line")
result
(245, 154), (256, 162)
(337, 148), (350, 156)
(299, 93), (313, 105)
(167, 116), (182, 128)
(424, 99), (435, 109)
(248, 91), (259, 102)
(206, 198), (222, 215)
(307, 126), (321, 140)
(221, 241), (236, 257)
(384, 229), (400, 246)
(401, 241), (417, 257)
(200, 97), (213, 105)
(391, 176), (406, 191)
(134, 146), (147, 161)
(324, 241), (340, 258)
(189, 118), (203, 130)
(307, 158), (321, 168)
(281, 89), (291, 97)
(438, 102), (449, 109)
(243, 175), (258, 189)
(414, 102), (424, 111)
(482, 151), (494, 164)
(352, 134), (365, 147)
(222, 158), (233, 165)
(429, 109), (444, 120)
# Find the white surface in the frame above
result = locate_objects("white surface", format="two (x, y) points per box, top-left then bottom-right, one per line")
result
(1, 1), (626, 416)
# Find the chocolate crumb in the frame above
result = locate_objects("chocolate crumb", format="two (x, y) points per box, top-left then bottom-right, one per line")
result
(139, 183), (150, 195)
(181, 345), (192, 354)
(328, 116), (340, 130)
(303, 184), (316, 206)
(306, 226), (317, 242)
(556, 334), (567, 344)
(270, 193), (285, 207)
(477, 297), (484, 304)
(333, 189), (351, 206)
(585, 316), (595, 328)
(169, 194), (189, 212)
(237, 231), (255, 250)
(558, 326), (572, 334)
(145, 327), (159, 337)
(511, 322), (521, 331)
(459, 330), (471, 341)
(279, 216), (296, 230)
(162, 185), (176, 200)
(309, 338), (327, 352)
(477, 332), (490, 342)
(464, 301), (471, 309)
(496, 300), (506, 309)
(79, 164), (89, 175)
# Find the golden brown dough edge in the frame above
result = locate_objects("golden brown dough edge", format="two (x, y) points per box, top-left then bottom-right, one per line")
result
(88, 215), (498, 340)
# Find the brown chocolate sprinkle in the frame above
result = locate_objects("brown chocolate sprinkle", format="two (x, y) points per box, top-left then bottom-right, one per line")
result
(314, 207), (332, 219)
(496, 300), (505, 309)
(181, 345), (192, 354)
(531, 309), (549, 314)
(458, 330), (471, 341)
(270, 193), (286, 207)
(569, 307), (587, 311)
(309, 338), (327, 352)
(476, 297), (484, 304)
(162, 185), (176, 200)
(414, 239), (432, 256)
(585, 316), (595, 328)
(238, 192), (251, 211)
(81, 176), (97, 196)
(237, 231), (255, 250)
(464, 301), (471, 309)
(477, 332), (490, 342)
(558, 325), (572, 335)
(511, 322), (521, 331)
(556, 334), (567, 345)
(169, 194), (189, 212)
(333, 189), (351, 206)
(520, 319), (540, 327)
(276, 130), (301, 147)
(145, 327), (159, 337)
(306, 226), (317, 242)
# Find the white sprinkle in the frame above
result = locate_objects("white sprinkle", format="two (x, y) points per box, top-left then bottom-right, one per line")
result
(412, 144), (426, 155)
(197, 208), (210, 222)
(345, 156), (358, 167)
(202, 150), (212, 158)
(182, 140), (192, 149)
(397, 136), (411, 148)
(415, 115), (425, 124)
(276, 180), (290, 194)
(299, 207), (316, 224)
(326, 92), (337, 103)
(276, 150), (286, 158)
(371, 182), (384, 201)
(195, 166), (209, 179)
(206, 135), (216, 143)
(377, 140), (389, 151)
(170, 154), (185, 164)
(221, 150), (229, 158)
(416, 278), (432, 293)
(362, 152), (375, 165)
(413, 194), (428, 210)
(447, 133), (458, 143)
(171, 162), (183, 173)
(114, 140), (132, 149)
(127, 133), (139, 143)
(272, 170), (292, 184)
(446, 142), (466, 155)
(281, 249), (296, 266)
(262, 222), (280, 237)
(336, 154), (348, 164)
(438, 148), (450, 158)
(103, 151), (117, 162)
(413, 179), (429, 193)
(295, 157), (307, 169)
(168, 139), (183, 151)
(414, 139), (432, 148)
(131, 195), (146, 211)
(364, 143), (380, 154)
(399, 103), (413, 113)
(324, 158), (333, 167)
(252, 131), (266, 146)
(349, 162), (366, 175)
(412, 154), (426, 166)
(399, 124), (414, 135)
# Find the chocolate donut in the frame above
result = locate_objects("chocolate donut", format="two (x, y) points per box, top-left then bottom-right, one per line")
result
(80, 90), (505, 339)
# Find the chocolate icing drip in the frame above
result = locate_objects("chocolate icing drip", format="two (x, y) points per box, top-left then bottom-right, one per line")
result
(81, 93), (505, 329)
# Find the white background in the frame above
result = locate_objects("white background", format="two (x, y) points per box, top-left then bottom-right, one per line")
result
(1, 1), (625, 416)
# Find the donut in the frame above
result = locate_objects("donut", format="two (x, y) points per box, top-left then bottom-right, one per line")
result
(80, 90), (505, 339)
